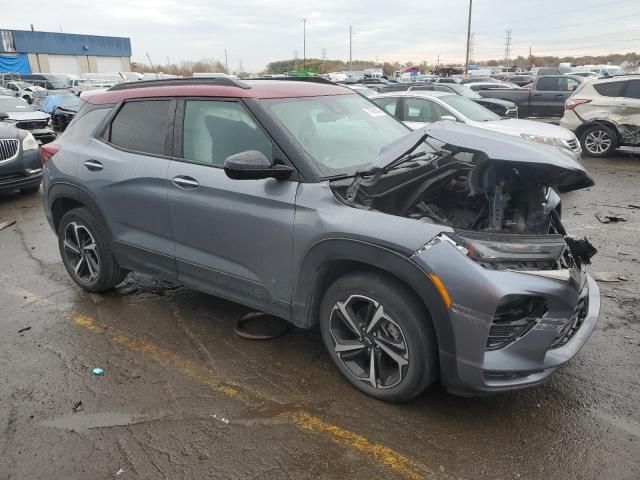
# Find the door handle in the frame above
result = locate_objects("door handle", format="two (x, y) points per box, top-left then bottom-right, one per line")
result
(83, 160), (103, 171)
(554, 94), (565, 97)
(533, 93), (542, 96)
(172, 176), (199, 189)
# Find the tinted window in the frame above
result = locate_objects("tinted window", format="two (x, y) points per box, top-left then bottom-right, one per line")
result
(625, 80), (640, 99)
(536, 77), (559, 91)
(109, 100), (171, 155)
(594, 81), (627, 97)
(182, 100), (273, 166)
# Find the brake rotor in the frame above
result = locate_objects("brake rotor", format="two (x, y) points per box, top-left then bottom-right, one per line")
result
(234, 312), (292, 340)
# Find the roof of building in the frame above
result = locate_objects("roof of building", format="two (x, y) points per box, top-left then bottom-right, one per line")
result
(83, 78), (354, 104)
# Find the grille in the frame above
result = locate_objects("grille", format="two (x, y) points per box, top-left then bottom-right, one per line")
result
(487, 297), (547, 350)
(566, 138), (580, 152)
(0, 139), (19, 162)
(16, 120), (48, 130)
(548, 289), (588, 349)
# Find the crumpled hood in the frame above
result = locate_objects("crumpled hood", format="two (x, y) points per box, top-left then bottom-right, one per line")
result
(374, 121), (594, 193)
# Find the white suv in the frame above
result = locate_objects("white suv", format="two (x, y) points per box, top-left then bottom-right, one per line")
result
(560, 76), (640, 157)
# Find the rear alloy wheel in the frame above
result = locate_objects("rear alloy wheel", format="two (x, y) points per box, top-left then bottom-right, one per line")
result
(580, 125), (618, 157)
(58, 208), (128, 292)
(320, 272), (438, 402)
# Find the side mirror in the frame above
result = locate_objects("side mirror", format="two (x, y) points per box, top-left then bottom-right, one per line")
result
(440, 115), (458, 122)
(224, 150), (293, 180)
(0, 112), (8, 121)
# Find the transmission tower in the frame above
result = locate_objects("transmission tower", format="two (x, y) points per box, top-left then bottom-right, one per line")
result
(504, 29), (512, 61)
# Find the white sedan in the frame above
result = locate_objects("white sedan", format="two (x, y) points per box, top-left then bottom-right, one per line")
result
(372, 90), (582, 161)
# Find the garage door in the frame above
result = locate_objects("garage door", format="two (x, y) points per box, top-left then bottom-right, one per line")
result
(96, 56), (124, 73)
(48, 55), (80, 75)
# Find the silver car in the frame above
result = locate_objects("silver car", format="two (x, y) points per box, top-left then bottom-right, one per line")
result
(372, 90), (582, 161)
(42, 78), (600, 402)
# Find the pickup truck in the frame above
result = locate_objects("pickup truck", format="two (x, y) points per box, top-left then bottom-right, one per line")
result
(475, 75), (584, 117)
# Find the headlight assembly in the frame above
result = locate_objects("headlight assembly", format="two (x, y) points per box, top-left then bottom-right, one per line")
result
(520, 133), (564, 147)
(22, 132), (39, 151)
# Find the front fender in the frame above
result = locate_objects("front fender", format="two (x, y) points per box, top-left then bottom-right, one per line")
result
(292, 237), (456, 356)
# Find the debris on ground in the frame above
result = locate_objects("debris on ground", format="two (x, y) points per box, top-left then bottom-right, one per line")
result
(91, 368), (104, 377)
(17, 326), (31, 333)
(0, 220), (16, 232)
(72, 401), (83, 413)
(628, 204), (640, 210)
(592, 272), (629, 282)
(595, 212), (628, 223)
(116, 468), (125, 476)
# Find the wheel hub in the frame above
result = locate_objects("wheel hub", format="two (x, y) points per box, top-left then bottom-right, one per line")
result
(63, 221), (100, 283)
(329, 294), (409, 389)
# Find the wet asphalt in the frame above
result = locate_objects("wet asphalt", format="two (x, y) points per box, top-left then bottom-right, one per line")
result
(0, 155), (639, 480)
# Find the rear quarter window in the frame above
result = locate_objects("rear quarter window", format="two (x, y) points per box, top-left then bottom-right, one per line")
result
(107, 100), (172, 156)
(593, 81), (626, 97)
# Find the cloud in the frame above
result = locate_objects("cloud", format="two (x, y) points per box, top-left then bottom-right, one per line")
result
(1, 0), (637, 71)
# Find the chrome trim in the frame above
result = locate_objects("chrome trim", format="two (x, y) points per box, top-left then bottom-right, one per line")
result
(0, 139), (20, 164)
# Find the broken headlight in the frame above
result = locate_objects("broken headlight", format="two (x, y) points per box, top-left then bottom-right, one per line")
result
(448, 232), (566, 264)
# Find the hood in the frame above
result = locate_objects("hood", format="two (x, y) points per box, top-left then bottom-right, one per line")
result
(5, 111), (50, 121)
(0, 122), (21, 139)
(374, 121), (593, 193)
(25, 86), (46, 92)
(477, 118), (576, 140)
(474, 97), (516, 108)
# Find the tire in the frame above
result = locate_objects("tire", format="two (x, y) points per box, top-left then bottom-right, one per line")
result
(57, 208), (128, 292)
(22, 95), (32, 104)
(319, 271), (438, 402)
(580, 124), (618, 157)
(20, 184), (40, 194)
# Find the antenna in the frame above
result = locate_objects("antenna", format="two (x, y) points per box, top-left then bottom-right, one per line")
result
(349, 26), (353, 72)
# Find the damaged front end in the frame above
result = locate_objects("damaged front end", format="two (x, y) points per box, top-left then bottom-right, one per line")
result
(330, 121), (601, 394)
(331, 122), (597, 270)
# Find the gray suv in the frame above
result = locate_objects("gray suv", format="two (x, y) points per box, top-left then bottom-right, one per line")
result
(42, 78), (600, 401)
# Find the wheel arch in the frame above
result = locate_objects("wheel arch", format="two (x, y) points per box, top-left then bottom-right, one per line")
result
(292, 238), (456, 355)
(48, 183), (111, 240)
(575, 119), (620, 143)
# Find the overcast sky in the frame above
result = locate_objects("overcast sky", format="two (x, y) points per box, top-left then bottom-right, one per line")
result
(4, 0), (638, 71)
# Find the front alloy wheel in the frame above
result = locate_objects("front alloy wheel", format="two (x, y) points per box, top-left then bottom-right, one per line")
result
(329, 295), (409, 389)
(580, 125), (617, 157)
(63, 222), (100, 282)
(319, 271), (438, 402)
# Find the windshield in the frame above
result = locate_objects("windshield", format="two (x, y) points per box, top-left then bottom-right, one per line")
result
(0, 96), (35, 112)
(438, 95), (501, 122)
(446, 84), (481, 99)
(603, 67), (625, 76)
(263, 94), (430, 177)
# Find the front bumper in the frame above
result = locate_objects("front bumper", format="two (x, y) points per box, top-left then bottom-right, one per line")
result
(30, 128), (57, 144)
(411, 239), (601, 395)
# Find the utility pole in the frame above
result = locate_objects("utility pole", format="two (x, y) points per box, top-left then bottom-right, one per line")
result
(437, 54), (440, 67)
(224, 49), (228, 73)
(504, 29), (512, 62)
(349, 26), (353, 72)
(464, 0), (472, 77)
(301, 18), (307, 71)
(146, 52), (157, 77)
(469, 33), (475, 64)
(321, 48), (327, 74)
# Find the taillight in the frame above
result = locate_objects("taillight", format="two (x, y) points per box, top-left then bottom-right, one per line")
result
(40, 143), (60, 164)
(565, 98), (590, 111)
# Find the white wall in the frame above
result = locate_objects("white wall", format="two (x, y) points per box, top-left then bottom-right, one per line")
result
(47, 55), (81, 75)
(96, 56), (126, 73)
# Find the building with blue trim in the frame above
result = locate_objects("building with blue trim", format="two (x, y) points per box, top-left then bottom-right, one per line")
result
(0, 29), (131, 75)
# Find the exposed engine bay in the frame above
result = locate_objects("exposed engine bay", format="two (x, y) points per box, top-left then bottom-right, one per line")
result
(331, 143), (597, 269)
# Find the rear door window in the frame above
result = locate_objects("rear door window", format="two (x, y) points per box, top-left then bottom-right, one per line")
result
(108, 100), (172, 156)
(624, 80), (640, 99)
(372, 97), (398, 116)
(404, 98), (447, 123)
(536, 77), (560, 91)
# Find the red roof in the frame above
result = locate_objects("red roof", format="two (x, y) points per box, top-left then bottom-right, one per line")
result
(83, 80), (354, 104)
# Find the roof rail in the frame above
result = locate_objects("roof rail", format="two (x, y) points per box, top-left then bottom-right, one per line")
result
(250, 76), (336, 85)
(108, 77), (251, 91)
